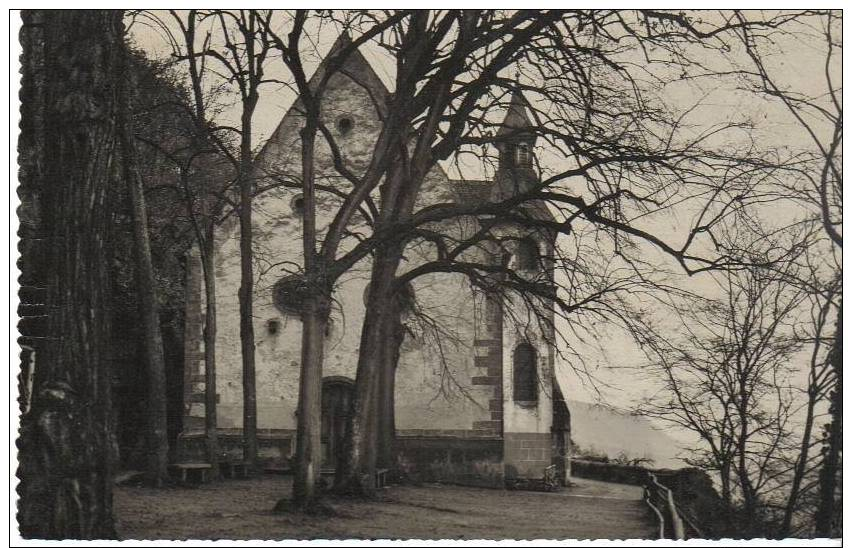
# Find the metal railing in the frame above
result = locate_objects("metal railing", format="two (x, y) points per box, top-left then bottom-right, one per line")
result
(643, 472), (704, 540)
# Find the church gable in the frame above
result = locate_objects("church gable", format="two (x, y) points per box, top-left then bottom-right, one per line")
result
(253, 34), (390, 180)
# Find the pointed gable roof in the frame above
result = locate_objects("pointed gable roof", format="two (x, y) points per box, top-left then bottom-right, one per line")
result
(308, 31), (391, 112)
(253, 31), (391, 166)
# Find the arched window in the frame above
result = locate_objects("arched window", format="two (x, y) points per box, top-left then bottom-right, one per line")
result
(513, 342), (537, 403)
(514, 142), (531, 166)
(514, 238), (539, 271)
(290, 194), (305, 215)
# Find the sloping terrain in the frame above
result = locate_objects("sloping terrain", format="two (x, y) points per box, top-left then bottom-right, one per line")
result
(114, 475), (655, 540)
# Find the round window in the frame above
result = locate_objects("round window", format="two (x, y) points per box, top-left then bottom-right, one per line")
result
(337, 117), (354, 135)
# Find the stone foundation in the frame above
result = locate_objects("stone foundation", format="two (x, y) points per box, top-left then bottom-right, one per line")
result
(175, 428), (556, 487)
(394, 436), (504, 488)
(503, 431), (552, 479)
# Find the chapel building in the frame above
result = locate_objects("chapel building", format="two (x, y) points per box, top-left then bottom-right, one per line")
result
(179, 34), (572, 487)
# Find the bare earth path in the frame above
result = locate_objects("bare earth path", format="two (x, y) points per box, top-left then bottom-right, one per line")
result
(114, 475), (655, 540)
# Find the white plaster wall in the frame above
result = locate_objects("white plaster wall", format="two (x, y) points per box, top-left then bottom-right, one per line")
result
(498, 229), (555, 437)
(202, 56), (495, 432)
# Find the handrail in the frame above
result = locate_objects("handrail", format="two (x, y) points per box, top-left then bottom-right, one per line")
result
(644, 471), (696, 539)
(678, 506), (706, 539)
(665, 483), (686, 539)
(643, 485), (666, 539)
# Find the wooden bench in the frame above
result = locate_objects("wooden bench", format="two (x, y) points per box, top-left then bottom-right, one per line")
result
(375, 468), (389, 489)
(220, 461), (250, 479)
(169, 463), (212, 485)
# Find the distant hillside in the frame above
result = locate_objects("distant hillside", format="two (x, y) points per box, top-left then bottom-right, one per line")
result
(567, 399), (688, 469)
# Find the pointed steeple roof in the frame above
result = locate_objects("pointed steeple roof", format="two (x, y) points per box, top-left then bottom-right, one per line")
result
(497, 89), (535, 138)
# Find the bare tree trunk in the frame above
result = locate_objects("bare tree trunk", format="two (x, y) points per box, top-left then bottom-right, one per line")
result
(177, 8), (221, 478)
(719, 462), (732, 507)
(18, 9), (47, 418)
(779, 396), (816, 536)
(17, 9), (122, 538)
(200, 227), (220, 476)
(781, 296), (834, 536)
(737, 417), (757, 529)
(116, 41), (169, 488)
(376, 311), (403, 469)
(815, 303), (842, 537)
(238, 106), (258, 471)
(291, 293), (329, 507)
(289, 122), (331, 509)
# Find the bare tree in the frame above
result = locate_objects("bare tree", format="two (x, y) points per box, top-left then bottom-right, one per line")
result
(115, 27), (169, 487)
(313, 10), (807, 495)
(779, 279), (840, 536)
(220, 10), (274, 472)
(735, 11), (842, 535)
(131, 119), (233, 480)
(149, 8), (278, 473)
(263, 12), (410, 508)
(145, 9), (820, 511)
(635, 228), (829, 534)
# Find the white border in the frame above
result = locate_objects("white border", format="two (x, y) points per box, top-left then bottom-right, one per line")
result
(5, 6), (847, 547)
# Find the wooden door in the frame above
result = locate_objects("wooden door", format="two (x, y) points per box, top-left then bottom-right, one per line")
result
(321, 380), (353, 469)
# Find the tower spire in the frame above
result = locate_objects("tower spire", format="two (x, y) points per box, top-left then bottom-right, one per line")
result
(497, 88), (535, 138)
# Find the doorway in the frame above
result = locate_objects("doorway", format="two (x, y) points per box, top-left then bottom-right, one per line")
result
(321, 377), (354, 469)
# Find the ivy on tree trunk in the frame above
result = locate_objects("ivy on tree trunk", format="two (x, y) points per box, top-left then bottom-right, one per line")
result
(17, 9), (123, 539)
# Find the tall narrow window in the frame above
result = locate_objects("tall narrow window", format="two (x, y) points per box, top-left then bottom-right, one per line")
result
(290, 194), (305, 215)
(515, 142), (531, 166)
(513, 342), (537, 403)
(514, 238), (539, 271)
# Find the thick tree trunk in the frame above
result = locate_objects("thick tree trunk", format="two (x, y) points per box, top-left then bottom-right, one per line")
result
(291, 293), (330, 507)
(335, 246), (403, 494)
(116, 43), (169, 488)
(815, 303), (842, 537)
(17, 10), (123, 538)
(376, 311), (403, 469)
(17, 10), (47, 418)
(238, 106), (258, 471)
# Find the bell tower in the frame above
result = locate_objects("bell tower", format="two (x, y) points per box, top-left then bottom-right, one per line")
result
(492, 89), (538, 201)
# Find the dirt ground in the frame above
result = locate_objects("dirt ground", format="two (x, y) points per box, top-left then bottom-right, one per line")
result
(114, 474), (656, 541)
